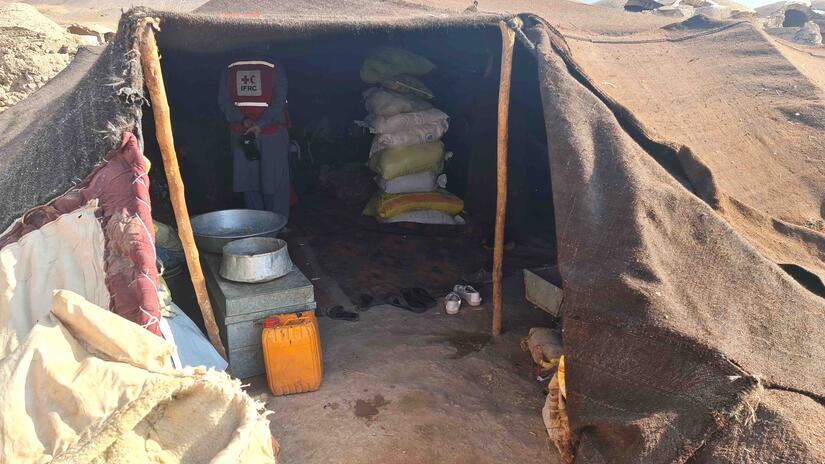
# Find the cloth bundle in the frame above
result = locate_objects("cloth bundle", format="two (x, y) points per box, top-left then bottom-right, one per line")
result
(359, 48), (464, 225)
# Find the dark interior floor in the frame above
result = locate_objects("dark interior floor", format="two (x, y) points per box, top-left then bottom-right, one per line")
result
(168, 193), (556, 329)
(281, 193), (556, 313)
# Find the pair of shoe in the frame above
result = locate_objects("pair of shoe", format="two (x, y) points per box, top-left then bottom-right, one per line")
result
(444, 285), (482, 315)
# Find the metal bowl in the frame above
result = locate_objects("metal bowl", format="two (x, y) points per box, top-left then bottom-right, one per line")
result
(190, 209), (287, 254)
(219, 237), (293, 283)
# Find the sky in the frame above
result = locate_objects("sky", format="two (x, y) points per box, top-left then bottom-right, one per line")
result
(581, 0), (781, 8)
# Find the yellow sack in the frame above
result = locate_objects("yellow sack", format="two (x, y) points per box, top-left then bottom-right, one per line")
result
(368, 141), (446, 180)
(363, 190), (464, 219)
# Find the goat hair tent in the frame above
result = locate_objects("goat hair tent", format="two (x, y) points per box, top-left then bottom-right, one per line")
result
(0, 0), (823, 462)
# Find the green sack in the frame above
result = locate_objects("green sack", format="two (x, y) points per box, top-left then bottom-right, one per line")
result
(368, 141), (446, 180)
(360, 47), (435, 84)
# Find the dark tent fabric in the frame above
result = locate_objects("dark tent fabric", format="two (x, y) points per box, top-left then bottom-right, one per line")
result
(411, 2), (825, 282)
(553, 18), (825, 285)
(0, 1), (823, 462)
(0, 18), (146, 231)
(528, 20), (824, 462)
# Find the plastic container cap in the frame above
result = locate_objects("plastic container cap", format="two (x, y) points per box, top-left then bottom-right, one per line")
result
(262, 316), (282, 328)
(262, 312), (306, 328)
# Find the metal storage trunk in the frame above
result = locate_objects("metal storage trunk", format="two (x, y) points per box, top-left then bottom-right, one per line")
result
(203, 254), (316, 379)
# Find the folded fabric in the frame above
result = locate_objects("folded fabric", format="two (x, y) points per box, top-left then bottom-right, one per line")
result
(363, 87), (432, 116)
(360, 47), (435, 83)
(378, 209), (458, 225)
(363, 190), (464, 219)
(365, 108), (449, 134)
(369, 119), (449, 156)
(381, 75), (434, 100)
(368, 141), (447, 180)
(376, 171), (447, 194)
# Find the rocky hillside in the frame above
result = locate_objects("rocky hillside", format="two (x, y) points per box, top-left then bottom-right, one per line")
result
(0, 3), (81, 112)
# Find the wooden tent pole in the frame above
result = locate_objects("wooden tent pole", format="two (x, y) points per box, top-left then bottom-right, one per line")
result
(493, 20), (516, 337)
(139, 22), (228, 361)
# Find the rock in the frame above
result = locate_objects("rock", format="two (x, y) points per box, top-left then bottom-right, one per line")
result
(655, 4), (696, 17)
(75, 35), (101, 47)
(695, 4), (733, 19)
(793, 21), (823, 45)
(66, 23), (115, 45)
(0, 3), (80, 113)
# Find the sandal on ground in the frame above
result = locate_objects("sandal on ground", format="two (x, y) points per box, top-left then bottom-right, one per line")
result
(453, 284), (482, 307)
(461, 268), (493, 286)
(385, 294), (429, 314)
(402, 287), (436, 309)
(327, 305), (360, 321)
(444, 292), (462, 315)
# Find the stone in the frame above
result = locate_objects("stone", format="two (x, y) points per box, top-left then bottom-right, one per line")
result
(793, 21), (823, 45)
(0, 3), (80, 113)
(66, 23), (115, 45)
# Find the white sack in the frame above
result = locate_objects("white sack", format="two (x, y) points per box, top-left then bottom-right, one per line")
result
(365, 108), (449, 134)
(369, 119), (449, 156)
(376, 171), (447, 194)
(0, 290), (276, 463)
(378, 209), (459, 225)
(363, 87), (431, 116)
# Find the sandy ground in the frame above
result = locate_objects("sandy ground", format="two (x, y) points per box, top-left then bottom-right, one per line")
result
(245, 276), (560, 464)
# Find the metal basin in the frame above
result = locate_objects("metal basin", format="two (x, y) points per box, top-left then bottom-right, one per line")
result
(190, 209), (287, 254)
(219, 237), (293, 283)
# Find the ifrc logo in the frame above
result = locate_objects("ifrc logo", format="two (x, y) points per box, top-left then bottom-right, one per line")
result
(236, 70), (262, 96)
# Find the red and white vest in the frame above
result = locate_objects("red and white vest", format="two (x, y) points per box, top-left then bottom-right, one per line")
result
(226, 60), (289, 135)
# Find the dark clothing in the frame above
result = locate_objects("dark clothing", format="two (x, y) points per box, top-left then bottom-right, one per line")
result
(219, 61), (290, 219)
(230, 130), (290, 218)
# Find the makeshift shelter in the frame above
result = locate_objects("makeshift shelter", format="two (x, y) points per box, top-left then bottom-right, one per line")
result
(1, 0), (824, 463)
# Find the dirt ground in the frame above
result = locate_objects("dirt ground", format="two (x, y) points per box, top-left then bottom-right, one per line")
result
(245, 276), (560, 464)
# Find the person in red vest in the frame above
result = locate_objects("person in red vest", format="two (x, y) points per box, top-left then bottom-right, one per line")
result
(218, 54), (290, 220)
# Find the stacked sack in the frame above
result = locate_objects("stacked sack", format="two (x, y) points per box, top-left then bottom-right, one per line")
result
(359, 47), (464, 225)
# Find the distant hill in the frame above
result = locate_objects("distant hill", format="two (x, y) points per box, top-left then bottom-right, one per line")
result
(595, 0), (753, 12)
(6, 0), (207, 27)
(756, 0), (825, 17)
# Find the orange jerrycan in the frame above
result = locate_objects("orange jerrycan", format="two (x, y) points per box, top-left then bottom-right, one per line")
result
(261, 311), (323, 396)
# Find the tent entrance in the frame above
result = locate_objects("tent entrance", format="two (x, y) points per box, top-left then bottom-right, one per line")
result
(146, 24), (558, 309)
(143, 23), (560, 462)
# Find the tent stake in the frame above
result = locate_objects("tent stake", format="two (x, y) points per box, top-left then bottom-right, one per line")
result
(493, 20), (516, 337)
(139, 22), (228, 362)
